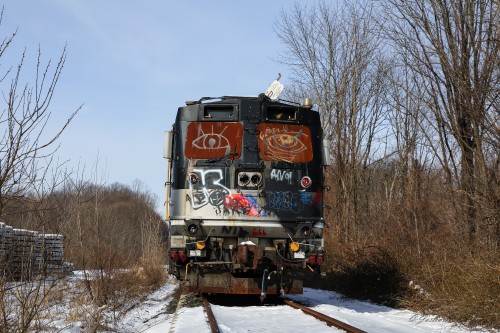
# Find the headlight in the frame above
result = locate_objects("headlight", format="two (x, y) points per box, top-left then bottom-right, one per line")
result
(251, 174), (262, 186)
(238, 173), (250, 186)
(238, 172), (262, 187)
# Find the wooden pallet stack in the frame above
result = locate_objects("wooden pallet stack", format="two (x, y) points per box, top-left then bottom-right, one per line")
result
(0, 223), (13, 272)
(10, 228), (37, 279)
(0, 222), (72, 280)
(34, 233), (65, 275)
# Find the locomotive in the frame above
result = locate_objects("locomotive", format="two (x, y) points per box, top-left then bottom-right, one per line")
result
(163, 94), (331, 299)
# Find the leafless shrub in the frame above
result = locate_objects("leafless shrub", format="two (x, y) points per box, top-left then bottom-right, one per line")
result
(45, 173), (168, 329)
(0, 5), (82, 331)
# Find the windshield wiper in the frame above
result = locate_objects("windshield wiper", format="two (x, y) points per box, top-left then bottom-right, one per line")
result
(203, 144), (239, 163)
(264, 151), (293, 164)
(205, 151), (239, 163)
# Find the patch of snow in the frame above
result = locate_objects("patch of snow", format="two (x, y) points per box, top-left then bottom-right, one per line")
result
(239, 241), (256, 246)
(286, 289), (490, 333)
(7, 272), (494, 332)
(117, 276), (178, 332)
(167, 307), (210, 333)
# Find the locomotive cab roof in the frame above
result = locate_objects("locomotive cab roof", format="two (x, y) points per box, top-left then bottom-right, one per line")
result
(185, 94), (315, 110)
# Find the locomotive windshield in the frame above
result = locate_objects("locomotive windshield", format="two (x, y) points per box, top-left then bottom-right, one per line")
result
(185, 122), (243, 159)
(257, 123), (313, 163)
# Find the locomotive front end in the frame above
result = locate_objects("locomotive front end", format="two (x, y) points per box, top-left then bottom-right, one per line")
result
(164, 95), (329, 297)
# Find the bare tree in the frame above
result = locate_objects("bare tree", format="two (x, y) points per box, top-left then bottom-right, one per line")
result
(274, 1), (500, 325)
(0, 8), (81, 220)
(0, 8), (81, 332)
(381, 0), (500, 244)
(275, 1), (390, 244)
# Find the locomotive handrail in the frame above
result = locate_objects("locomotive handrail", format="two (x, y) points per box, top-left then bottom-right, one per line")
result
(191, 261), (234, 266)
(195, 159), (234, 167)
(237, 161), (262, 168)
(204, 151), (239, 163)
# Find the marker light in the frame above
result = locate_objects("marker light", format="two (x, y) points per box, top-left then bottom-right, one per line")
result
(189, 173), (199, 184)
(196, 241), (206, 250)
(170, 251), (179, 262)
(187, 224), (198, 234)
(289, 242), (300, 252)
(300, 176), (312, 188)
(301, 226), (312, 236)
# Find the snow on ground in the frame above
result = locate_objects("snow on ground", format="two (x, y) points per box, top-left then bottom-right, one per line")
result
(117, 277), (178, 332)
(15, 272), (494, 332)
(210, 303), (346, 332)
(138, 285), (492, 333)
(286, 289), (490, 333)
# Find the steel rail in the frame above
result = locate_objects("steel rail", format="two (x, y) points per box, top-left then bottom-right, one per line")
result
(284, 299), (367, 333)
(202, 296), (220, 333)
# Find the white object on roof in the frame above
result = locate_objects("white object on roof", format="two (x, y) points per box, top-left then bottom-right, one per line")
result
(264, 80), (284, 100)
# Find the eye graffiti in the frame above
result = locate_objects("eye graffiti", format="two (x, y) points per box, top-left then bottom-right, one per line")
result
(185, 122), (243, 159)
(264, 129), (306, 158)
(257, 124), (313, 163)
(192, 125), (231, 152)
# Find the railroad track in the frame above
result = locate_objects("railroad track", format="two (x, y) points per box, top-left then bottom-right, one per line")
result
(201, 295), (367, 333)
(202, 296), (220, 333)
(283, 299), (367, 333)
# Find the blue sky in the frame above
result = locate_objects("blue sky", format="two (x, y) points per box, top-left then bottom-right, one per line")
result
(1, 1), (305, 215)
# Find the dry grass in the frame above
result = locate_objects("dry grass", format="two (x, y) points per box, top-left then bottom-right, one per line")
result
(403, 256), (500, 329)
(319, 208), (500, 330)
(63, 259), (168, 331)
(87, 259), (168, 310)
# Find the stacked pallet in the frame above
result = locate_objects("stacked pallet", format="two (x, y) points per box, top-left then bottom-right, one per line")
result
(0, 222), (72, 280)
(34, 233), (65, 275)
(9, 228), (37, 278)
(0, 223), (13, 263)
